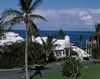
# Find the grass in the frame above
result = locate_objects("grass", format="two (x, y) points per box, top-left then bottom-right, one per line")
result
(32, 63), (100, 79)
(27, 59), (100, 79)
(79, 63), (100, 79)
(43, 68), (65, 79)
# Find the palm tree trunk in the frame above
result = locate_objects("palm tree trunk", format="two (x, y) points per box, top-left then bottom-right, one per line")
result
(25, 25), (29, 79)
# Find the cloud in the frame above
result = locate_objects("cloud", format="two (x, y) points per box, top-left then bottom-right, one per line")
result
(79, 11), (95, 25)
(26, 8), (100, 31)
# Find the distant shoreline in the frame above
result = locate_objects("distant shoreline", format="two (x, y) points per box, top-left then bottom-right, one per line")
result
(11, 29), (94, 32)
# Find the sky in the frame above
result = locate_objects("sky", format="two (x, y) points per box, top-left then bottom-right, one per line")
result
(0, 0), (100, 31)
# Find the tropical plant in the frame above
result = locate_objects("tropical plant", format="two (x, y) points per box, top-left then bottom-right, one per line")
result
(62, 57), (81, 79)
(2, 0), (45, 79)
(30, 42), (45, 64)
(41, 35), (58, 62)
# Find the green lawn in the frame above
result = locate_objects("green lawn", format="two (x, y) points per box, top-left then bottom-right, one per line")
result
(36, 63), (100, 79)
(79, 63), (100, 79)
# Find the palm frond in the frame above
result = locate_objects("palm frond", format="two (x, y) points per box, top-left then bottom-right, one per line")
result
(30, 0), (42, 10)
(26, 20), (38, 43)
(3, 16), (24, 29)
(19, 0), (33, 13)
(52, 39), (57, 44)
(30, 14), (46, 21)
(41, 38), (47, 47)
(27, 0), (33, 8)
(54, 44), (60, 48)
(19, 0), (26, 11)
(31, 20), (38, 32)
(27, 20), (38, 37)
(2, 9), (22, 18)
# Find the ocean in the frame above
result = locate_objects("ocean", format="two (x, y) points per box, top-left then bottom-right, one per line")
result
(12, 30), (93, 48)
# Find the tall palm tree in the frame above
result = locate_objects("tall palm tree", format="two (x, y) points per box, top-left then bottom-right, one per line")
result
(2, 0), (45, 79)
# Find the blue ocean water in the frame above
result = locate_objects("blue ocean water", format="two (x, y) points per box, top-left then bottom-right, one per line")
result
(12, 30), (93, 48)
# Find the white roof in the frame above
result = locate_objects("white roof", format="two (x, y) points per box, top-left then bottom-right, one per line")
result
(54, 39), (65, 45)
(34, 37), (47, 44)
(4, 32), (19, 36)
(72, 46), (90, 57)
(54, 39), (65, 50)
(34, 35), (71, 50)
(0, 32), (24, 45)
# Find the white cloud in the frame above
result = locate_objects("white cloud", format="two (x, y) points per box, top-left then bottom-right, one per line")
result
(79, 11), (93, 20)
(33, 8), (100, 31)
(79, 11), (95, 25)
(90, 8), (100, 14)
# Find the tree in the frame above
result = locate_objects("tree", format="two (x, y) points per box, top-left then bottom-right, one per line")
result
(57, 29), (65, 39)
(2, 0), (45, 79)
(30, 42), (45, 64)
(41, 35), (58, 62)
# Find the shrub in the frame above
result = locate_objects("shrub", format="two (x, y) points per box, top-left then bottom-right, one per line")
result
(62, 57), (81, 79)
(0, 42), (44, 68)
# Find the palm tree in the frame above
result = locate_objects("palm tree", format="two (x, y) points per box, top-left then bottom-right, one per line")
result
(31, 42), (43, 64)
(2, 0), (45, 79)
(41, 35), (58, 62)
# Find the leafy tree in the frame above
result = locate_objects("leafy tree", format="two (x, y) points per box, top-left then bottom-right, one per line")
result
(2, 0), (46, 79)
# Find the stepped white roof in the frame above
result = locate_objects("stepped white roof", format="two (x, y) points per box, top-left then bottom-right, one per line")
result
(34, 35), (71, 50)
(0, 32), (24, 45)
